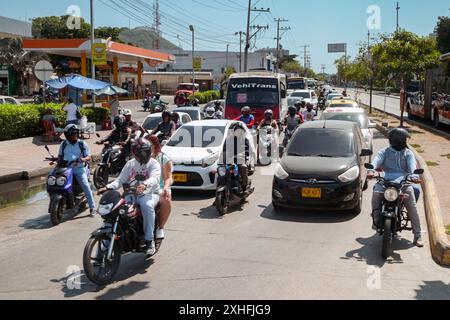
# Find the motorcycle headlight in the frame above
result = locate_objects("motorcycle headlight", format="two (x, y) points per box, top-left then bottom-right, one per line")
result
(338, 166), (360, 183)
(56, 176), (67, 187)
(274, 164), (289, 180)
(218, 166), (227, 177)
(47, 176), (56, 186)
(384, 188), (399, 202)
(98, 203), (114, 216)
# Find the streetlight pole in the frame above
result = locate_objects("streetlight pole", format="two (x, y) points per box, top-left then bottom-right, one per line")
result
(90, 0), (96, 107)
(396, 2), (400, 33)
(244, 0), (252, 72)
(226, 43), (229, 73)
(189, 25), (195, 95)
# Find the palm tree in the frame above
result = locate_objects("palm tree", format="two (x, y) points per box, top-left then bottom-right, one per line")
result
(0, 38), (47, 96)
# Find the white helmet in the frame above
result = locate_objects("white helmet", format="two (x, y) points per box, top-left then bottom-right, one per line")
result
(205, 106), (216, 118)
(123, 109), (132, 116)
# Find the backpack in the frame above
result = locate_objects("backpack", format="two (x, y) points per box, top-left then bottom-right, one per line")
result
(61, 140), (87, 159)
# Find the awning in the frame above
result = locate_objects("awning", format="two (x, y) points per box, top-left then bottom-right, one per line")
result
(94, 85), (128, 96)
(46, 74), (110, 90)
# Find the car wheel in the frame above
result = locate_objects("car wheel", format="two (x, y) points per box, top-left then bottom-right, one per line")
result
(272, 202), (282, 213)
(350, 192), (362, 215)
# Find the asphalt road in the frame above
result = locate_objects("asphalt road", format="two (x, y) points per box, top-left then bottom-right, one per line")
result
(345, 88), (402, 117)
(0, 127), (449, 300)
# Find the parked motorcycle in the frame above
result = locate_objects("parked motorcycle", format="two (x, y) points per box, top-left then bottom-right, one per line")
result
(214, 164), (254, 216)
(83, 175), (162, 286)
(93, 135), (127, 189)
(366, 163), (424, 259)
(258, 127), (278, 165)
(44, 146), (89, 226)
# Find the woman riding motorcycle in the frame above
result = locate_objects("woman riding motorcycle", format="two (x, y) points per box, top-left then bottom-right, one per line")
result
(151, 111), (177, 142)
(368, 128), (424, 247)
(99, 138), (161, 256)
(258, 109), (278, 130)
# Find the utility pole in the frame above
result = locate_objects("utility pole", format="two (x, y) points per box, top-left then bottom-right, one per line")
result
(274, 18), (290, 73)
(368, 29), (373, 114)
(396, 1), (400, 33)
(189, 25), (195, 94)
(90, 0), (95, 107)
(226, 43), (229, 72)
(235, 31), (246, 72)
(244, 1), (270, 72)
(153, 0), (161, 49)
(299, 45), (310, 76)
(321, 64), (326, 81)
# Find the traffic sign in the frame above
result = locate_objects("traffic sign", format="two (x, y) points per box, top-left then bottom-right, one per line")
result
(328, 43), (346, 53)
(34, 60), (54, 82)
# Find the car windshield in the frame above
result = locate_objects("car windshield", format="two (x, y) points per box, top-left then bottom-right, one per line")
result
(288, 81), (306, 90)
(327, 94), (341, 100)
(288, 128), (355, 158)
(179, 110), (200, 121)
(142, 117), (161, 131)
(290, 92), (310, 99)
(329, 103), (357, 108)
(227, 78), (279, 108)
(321, 113), (369, 129)
(167, 125), (226, 148)
(178, 84), (196, 91)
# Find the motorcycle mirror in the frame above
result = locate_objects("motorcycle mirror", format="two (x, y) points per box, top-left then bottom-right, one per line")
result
(414, 169), (424, 175)
(365, 163), (375, 170)
(96, 133), (101, 138)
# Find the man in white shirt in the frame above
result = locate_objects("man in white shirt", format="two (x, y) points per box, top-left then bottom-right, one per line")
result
(302, 103), (316, 122)
(62, 98), (79, 126)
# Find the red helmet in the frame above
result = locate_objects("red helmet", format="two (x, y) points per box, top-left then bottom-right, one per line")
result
(131, 138), (152, 165)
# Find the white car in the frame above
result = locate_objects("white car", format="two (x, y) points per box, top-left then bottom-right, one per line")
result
(142, 112), (192, 132)
(162, 120), (257, 191)
(320, 107), (377, 155)
(287, 90), (318, 108)
(0, 96), (21, 105)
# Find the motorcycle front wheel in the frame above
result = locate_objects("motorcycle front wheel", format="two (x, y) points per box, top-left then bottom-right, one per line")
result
(83, 236), (121, 286)
(215, 191), (228, 216)
(93, 166), (109, 189)
(49, 196), (66, 226)
(381, 218), (393, 259)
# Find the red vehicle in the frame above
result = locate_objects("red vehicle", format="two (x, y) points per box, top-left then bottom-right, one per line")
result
(174, 83), (199, 105)
(224, 71), (287, 125)
(407, 52), (450, 128)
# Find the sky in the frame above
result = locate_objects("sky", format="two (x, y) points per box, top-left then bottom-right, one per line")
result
(2, 0), (449, 73)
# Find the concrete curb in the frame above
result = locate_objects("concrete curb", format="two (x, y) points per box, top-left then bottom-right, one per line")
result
(374, 122), (450, 266)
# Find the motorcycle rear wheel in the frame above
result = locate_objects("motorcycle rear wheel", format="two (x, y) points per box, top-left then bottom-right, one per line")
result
(83, 236), (121, 286)
(382, 219), (393, 259)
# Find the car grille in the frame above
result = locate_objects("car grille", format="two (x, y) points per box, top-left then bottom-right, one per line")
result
(289, 179), (336, 184)
(173, 172), (204, 187)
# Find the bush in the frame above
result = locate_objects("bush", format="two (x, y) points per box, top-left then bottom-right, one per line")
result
(188, 90), (220, 104)
(0, 103), (110, 141)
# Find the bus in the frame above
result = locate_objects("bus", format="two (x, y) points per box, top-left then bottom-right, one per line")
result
(286, 77), (307, 95)
(407, 53), (450, 128)
(225, 71), (287, 124)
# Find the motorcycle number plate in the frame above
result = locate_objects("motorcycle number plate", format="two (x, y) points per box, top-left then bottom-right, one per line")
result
(301, 188), (322, 199)
(173, 173), (188, 183)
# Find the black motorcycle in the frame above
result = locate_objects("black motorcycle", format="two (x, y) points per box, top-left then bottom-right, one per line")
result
(317, 97), (326, 110)
(44, 146), (89, 226)
(214, 164), (254, 216)
(366, 164), (424, 259)
(83, 176), (162, 286)
(93, 135), (128, 189)
(142, 96), (151, 112)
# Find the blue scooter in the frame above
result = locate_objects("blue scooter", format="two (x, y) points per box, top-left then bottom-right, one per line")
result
(44, 146), (90, 226)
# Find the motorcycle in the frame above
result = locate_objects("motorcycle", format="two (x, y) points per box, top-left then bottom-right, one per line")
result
(214, 164), (254, 216)
(366, 164), (424, 259)
(151, 100), (167, 114)
(142, 96), (151, 112)
(317, 98), (326, 110)
(258, 127), (278, 166)
(83, 175), (162, 286)
(281, 126), (297, 155)
(44, 146), (90, 226)
(93, 135), (127, 189)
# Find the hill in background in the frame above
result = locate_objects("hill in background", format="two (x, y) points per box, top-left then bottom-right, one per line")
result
(119, 27), (181, 50)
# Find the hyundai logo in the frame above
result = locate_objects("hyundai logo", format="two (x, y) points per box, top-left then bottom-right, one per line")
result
(307, 179), (318, 184)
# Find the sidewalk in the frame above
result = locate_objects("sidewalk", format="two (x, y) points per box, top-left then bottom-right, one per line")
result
(366, 107), (450, 232)
(0, 131), (110, 185)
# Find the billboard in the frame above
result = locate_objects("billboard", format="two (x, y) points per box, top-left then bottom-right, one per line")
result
(193, 57), (202, 71)
(328, 43), (346, 53)
(92, 43), (107, 66)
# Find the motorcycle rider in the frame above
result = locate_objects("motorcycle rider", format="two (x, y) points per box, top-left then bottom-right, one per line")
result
(59, 124), (96, 216)
(282, 106), (303, 147)
(148, 134), (173, 240)
(171, 112), (182, 129)
(152, 92), (168, 112)
(234, 106), (255, 129)
(151, 110), (177, 142)
(258, 109), (278, 130)
(99, 138), (161, 256)
(368, 128), (424, 247)
(214, 100), (224, 113)
(191, 98), (200, 107)
(176, 93), (188, 107)
(204, 106), (217, 119)
(123, 109), (146, 139)
(96, 115), (132, 165)
(302, 103), (316, 122)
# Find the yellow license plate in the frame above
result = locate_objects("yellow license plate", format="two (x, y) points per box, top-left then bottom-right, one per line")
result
(302, 188), (322, 199)
(173, 173), (188, 183)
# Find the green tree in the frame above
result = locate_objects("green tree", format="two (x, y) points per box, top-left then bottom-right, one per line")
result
(371, 30), (441, 126)
(32, 16), (90, 39)
(281, 60), (302, 74)
(435, 16), (450, 54)
(0, 38), (47, 95)
(95, 27), (126, 42)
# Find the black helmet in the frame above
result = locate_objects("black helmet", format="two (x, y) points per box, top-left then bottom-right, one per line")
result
(162, 110), (172, 120)
(131, 138), (153, 165)
(64, 124), (79, 141)
(388, 128), (410, 151)
(113, 115), (125, 128)
(171, 112), (180, 121)
(288, 106), (297, 115)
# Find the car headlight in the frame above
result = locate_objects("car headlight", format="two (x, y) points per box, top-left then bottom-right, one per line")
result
(384, 188), (399, 202)
(202, 153), (220, 168)
(98, 203), (114, 216)
(56, 176), (67, 187)
(47, 176), (57, 186)
(218, 166), (227, 177)
(274, 164), (289, 180)
(338, 166), (360, 183)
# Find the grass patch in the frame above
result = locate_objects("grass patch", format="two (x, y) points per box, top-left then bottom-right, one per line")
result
(446, 225), (450, 236)
(411, 144), (422, 149)
(441, 154), (450, 159)
(426, 161), (439, 167)
(417, 149), (425, 154)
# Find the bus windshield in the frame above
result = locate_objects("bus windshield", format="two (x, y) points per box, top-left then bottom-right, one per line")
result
(287, 80), (306, 90)
(227, 77), (279, 108)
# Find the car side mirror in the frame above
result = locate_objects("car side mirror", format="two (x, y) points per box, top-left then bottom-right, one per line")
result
(414, 169), (424, 175)
(361, 149), (373, 157)
(365, 163), (374, 170)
